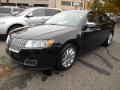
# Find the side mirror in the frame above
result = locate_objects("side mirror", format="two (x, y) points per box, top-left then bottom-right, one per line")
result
(26, 13), (33, 18)
(111, 20), (116, 24)
(40, 18), (48, 24)
(12, 12), (19, 16)
(86, 22), (96, 28)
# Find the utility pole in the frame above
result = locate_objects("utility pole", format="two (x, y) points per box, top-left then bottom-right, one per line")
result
(55, 0), (56, 8)
(6, 0), (9, 5)
(79, 0), (83, 10)
(15, 0), (18, 7)
(0, 0), (1, 6)
(84, 0), (86, 10)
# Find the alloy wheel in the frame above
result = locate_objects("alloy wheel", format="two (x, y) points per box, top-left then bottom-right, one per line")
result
(62, 47), (76, 68)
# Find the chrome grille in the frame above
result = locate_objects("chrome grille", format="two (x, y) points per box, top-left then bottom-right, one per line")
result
(9, 38), (27, 53)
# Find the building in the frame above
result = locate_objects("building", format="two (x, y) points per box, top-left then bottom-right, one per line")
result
(0, 0), (93, 10)
(0, 0), (49, 7)
(55, 0), (93, 11)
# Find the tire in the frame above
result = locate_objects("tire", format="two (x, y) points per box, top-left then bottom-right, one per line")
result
(7, 25), (22, 35)
(57, 44), (77, 70)
(103, 32), (113, 47)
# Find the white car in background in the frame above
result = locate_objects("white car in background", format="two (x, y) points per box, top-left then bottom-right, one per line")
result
(0, 6), (24, 17)
(0, 7), (62, 37)
(106, 13), (118, 23)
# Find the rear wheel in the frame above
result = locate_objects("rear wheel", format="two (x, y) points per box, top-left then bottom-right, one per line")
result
(57, 44), (77, 70)
(103, 33), (113, 47)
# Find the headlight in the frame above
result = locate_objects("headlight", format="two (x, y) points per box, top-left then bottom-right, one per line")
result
(25, 40), (54, 48)
(0, 21), (5, 24)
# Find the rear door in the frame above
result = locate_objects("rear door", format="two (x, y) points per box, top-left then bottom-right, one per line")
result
(97, 12), (114, 43)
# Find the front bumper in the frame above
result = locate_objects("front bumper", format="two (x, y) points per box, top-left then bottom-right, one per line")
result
(0, 24), (6, 34)
(6, 46), (61, 70)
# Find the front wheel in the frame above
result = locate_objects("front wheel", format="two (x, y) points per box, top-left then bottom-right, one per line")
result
(57, 44), (77, 70)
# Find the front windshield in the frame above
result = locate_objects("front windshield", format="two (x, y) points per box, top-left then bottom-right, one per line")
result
(15, 9), (30, 16)
(0, 7), (11, 14)
(45, 11), (85, 27)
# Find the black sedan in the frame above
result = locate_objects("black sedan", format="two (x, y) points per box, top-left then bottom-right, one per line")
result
(6, 10), (116, 70)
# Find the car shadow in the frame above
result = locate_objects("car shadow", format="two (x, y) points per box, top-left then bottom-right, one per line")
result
(92, 53), (113, 69)
(78, 59), (111, 76)
(75, 47), (114, 76)
(0, 36), (6, 41)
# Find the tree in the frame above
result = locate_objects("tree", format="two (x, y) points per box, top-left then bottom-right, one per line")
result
(91, 0), (120, 13)
(103, 0), (120, 13)
(91, 0), (104, 11)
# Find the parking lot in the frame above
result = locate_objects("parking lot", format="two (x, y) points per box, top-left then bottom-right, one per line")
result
(0, 24), (120, 90)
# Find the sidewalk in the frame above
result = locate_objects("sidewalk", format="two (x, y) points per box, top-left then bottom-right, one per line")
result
(116, 23), (120, 29)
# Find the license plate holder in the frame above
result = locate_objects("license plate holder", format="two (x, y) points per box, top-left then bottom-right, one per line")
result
(24, 59), (37, 66)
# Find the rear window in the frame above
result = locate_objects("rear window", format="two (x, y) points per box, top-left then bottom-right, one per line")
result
(13, 8), (24, 13)
(0, 7), (11, 14)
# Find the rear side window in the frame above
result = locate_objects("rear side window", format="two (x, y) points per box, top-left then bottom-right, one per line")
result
(13, 8), (24, 12)
(98, 13), (110, 23)
(44, 9), (61, 16)
(87, 11), (98, 23)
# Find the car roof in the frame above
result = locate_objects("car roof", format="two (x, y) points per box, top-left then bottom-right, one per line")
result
(63, 10), (89, 14)
(27, 7), (62, 11)
(0, 6), (23, 9)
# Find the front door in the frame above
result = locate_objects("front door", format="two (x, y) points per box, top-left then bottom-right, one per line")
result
(82, 11), (102, 50)
(24, 9), (46, 25)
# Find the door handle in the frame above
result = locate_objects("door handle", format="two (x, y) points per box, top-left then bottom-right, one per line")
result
(41, 18), (45, 20)
(41, 18), (46, 23)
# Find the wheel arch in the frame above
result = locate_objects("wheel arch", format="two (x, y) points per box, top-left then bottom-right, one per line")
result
(61, 39), (80, 54)
(7, 24), (24, 34)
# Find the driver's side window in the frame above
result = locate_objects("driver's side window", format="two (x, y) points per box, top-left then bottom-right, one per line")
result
(31, 9), (44, 17)
(87, 11), (98, 23)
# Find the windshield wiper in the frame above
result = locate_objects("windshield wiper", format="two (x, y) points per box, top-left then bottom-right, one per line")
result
(46, 23), (65, 26)
(46, 23), (58, 25)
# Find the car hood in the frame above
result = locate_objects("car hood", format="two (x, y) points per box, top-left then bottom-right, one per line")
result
(11, 24), (74, 40)
(0, 13), (10, 17)
(0, 16), (21, 21)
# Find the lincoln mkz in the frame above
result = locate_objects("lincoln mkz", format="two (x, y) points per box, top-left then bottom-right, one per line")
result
(6, 10), (116, 70)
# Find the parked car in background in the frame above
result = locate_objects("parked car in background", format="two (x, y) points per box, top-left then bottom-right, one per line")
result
(0, 6), (24, 17)
(106, 13), (118, 23)
(6, 10), (116, 70)
(0, 7), (62, 37)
